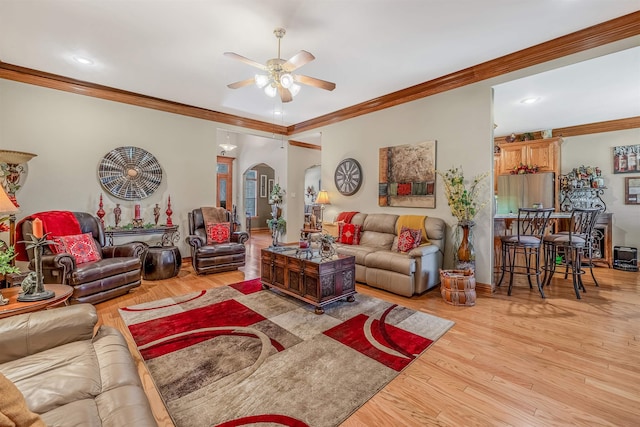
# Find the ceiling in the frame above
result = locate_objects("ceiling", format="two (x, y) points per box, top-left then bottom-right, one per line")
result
(0, 1), (638, 130)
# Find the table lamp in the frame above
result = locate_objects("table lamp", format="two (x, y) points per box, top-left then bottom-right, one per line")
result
(315, 190), (331, 229)
(0, 184), (19, 257)
(0, 150), (37, 208)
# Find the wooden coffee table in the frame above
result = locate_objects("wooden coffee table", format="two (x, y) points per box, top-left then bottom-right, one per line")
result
(0, 284), (74, 319)
(261, 246), (356, 314)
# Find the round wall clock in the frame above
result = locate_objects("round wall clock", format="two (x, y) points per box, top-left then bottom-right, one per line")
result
(98, 146), (162, 200)
(334, 158), (362, 196)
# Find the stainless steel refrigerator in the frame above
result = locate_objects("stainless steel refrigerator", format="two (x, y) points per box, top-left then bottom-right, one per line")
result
(496, 172), (555, 214)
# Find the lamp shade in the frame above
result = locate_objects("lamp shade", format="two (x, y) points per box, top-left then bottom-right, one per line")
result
(315, 190), (330, 205)
(0, 185), (18, 214)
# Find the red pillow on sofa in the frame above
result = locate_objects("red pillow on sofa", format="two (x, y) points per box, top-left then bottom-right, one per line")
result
(206, 222), (231, 244)
(397, 226), (421, 253)
(52, 233), (102, 264)
(338, 223), (361, 245)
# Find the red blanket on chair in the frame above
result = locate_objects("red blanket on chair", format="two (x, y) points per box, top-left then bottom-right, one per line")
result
(15, 211), (82, 261)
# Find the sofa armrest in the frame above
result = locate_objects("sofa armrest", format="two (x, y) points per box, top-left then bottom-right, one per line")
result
(186, 234), (205, 248)
(0, 305), (97, 364)
(231, 231), (249, 245)
(102, 242), (147, 260)
(407, 243), (441, 258)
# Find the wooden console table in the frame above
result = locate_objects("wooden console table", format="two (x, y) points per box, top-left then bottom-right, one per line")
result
(260, 246), (356, 314)
(104, 225), (179, 246)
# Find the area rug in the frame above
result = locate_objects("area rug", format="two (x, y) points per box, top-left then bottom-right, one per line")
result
(119, 278), (454, 427)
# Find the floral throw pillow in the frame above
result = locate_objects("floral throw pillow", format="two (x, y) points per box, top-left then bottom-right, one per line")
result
(397, 226), (421, 253)
(338, 223), (361, 245)
(206, 222), (231, 244)
(52, 233), (102, 264)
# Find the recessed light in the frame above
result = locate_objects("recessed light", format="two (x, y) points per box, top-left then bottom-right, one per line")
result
(520, 97), (541, 104)
(273, 111), (282, 115)
(73, 56), (94, 65)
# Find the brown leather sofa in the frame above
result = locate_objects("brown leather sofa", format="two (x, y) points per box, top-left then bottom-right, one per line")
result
(20, 212), (146, 304)
(333, 213), (446, 297)
(186, 208), (249, 275)
(0, 304), (157, 426)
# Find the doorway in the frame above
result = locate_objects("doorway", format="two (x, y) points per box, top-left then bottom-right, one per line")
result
(217, 156), (234, 209)
(243, 163), (275, 231)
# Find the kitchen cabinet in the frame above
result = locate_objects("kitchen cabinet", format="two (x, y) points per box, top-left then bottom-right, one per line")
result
(496, 137), (562, 175)
(495, 137), (563, 209)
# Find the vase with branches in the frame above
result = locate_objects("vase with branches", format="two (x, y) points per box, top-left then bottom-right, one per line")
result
(267, 183), (286, 246)
(437, 166), (489, 268)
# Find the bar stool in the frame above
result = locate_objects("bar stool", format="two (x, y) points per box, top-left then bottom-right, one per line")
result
(497, 208), (554, 297)
(542, 207), (601, 299)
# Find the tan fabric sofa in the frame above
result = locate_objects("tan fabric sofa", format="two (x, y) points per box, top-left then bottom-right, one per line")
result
(334, 213), (446, 297)
(0, 304), (157, 427)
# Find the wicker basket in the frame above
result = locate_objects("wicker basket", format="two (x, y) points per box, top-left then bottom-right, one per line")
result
(440, 269), (476, 306)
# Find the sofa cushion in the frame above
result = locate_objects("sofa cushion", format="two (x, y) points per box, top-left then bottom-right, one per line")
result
(397, 226), (421, 252)
(335, 244), (378, 265)
(338, 223), (362, 245)
(362, 214), (398, 234)
(71, 257), (142, 285)
(1, 340), (102, 414)
(52, 233), (102, 264)
(0, 372), (46, 427)
(364, 250), (416, 276)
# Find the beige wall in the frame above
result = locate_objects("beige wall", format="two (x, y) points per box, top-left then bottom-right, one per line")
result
(561, 128), (640, 248)
(1, 37), (636, 284)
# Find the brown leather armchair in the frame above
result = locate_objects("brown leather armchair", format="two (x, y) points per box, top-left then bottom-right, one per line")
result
(20, 212), (146, 304)
(186, 208), (249, 275)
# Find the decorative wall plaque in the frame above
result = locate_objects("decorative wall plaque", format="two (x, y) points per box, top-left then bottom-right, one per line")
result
(98, 146), (162, 200)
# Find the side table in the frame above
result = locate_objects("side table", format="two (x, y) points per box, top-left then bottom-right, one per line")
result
(0, 284), (73, 319)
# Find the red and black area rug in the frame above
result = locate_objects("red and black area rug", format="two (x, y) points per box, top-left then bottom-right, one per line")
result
(119, 278), (454, 427)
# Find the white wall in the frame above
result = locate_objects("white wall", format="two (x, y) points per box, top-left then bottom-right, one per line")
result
(561, 128), (640, 248)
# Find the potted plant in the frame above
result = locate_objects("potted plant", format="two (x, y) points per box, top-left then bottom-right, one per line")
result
(436, 166), (489, 268)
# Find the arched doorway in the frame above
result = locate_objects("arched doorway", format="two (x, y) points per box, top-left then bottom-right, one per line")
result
(243, 163), (275, 231)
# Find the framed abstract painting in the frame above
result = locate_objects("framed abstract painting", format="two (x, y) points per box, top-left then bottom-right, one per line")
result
(379, 140), (437, 208)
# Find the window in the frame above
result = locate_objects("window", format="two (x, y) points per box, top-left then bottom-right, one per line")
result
(244, 170), (257, 217)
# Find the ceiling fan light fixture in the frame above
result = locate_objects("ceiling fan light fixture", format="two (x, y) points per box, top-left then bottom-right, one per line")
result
(289, 83), (301, 97)
(264, 84), (278, 98)
(255, 74), (269, 89)
(280, 73), (294, 89)
(219, 143), (237, 152)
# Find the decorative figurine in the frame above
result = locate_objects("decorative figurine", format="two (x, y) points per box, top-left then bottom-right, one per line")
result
(114, 203), (122, 227)
(154, 203), (160, 226)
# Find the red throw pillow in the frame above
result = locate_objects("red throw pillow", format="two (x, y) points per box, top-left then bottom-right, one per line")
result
(206, 222), (231, 244)
(338, 223), (361, 245)
(52, 233), (102, 264)
(397, 226), (421, 253)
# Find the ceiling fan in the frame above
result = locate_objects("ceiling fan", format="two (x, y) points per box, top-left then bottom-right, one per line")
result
(224, 27), (336, 103)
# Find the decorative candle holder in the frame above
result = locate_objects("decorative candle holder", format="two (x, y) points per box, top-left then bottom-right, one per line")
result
(97, 194), (105, 226)
(17, 233), (55, 302)
(166, 196), (173, 226)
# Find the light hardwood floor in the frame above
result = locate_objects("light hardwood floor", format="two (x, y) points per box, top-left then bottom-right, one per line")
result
(96, 231), (640, 427)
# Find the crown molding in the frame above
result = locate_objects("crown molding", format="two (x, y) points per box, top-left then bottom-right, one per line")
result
(288, 140), (321, 150)
(0, 62), (287, 135)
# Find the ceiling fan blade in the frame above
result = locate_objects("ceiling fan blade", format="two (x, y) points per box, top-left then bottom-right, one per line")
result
(294, 74), (336, 91)
(227, 77), (256, 89)
(283, 50), (315, 72)
(279, 86), (293, 103)
(223, 52), (267, 71)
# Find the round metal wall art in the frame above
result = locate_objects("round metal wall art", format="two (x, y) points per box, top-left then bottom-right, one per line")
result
(98, 146), (162, 200)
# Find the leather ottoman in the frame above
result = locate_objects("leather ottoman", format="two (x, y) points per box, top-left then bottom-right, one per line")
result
(143, 246), (182, 280)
